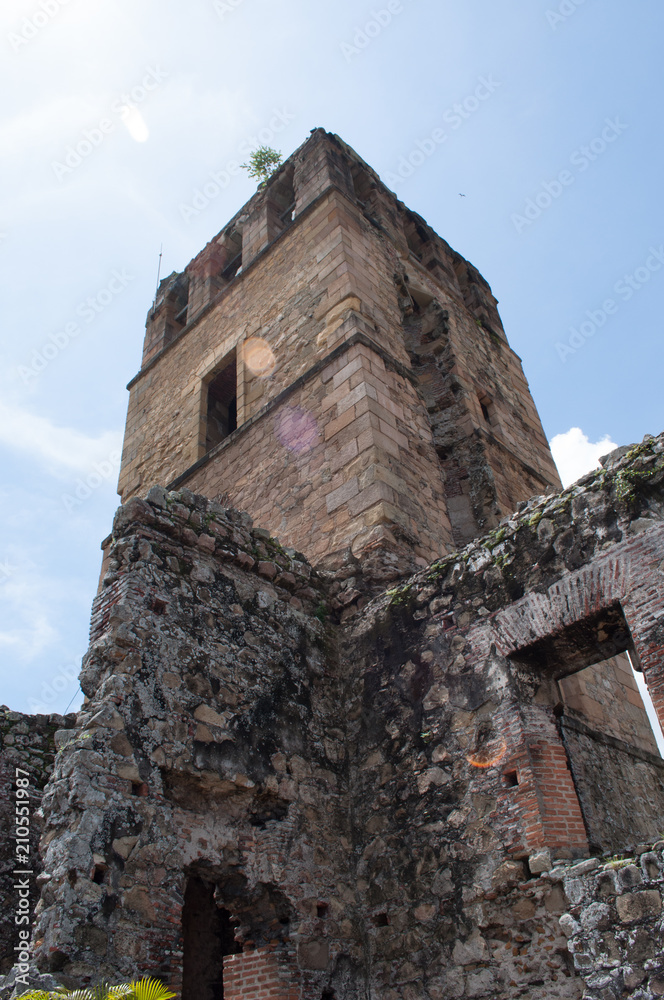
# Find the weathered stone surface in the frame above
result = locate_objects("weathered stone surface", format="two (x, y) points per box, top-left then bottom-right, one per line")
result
(616, 890), (662, 923)
(3, 131), (664, 1000)
(119, 130), (562, 596)
(0, 431), (656, 996)
(0, 709), (76, 975)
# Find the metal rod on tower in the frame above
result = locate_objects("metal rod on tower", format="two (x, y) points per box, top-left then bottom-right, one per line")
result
(151, 244), (163, 315)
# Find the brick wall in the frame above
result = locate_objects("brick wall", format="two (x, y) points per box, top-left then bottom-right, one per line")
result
(223, 948), (298, 1000)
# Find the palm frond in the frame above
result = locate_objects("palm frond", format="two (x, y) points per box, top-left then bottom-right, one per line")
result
(125, 979), (176, 1000)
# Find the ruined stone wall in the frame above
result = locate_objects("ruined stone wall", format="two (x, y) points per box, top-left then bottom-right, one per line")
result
(16, 433), (662, 999)
(0, 710), (76, 973)
(399, 266), (560, 546)
(560, 848), (664, 1000)
(32, 489), (356, 994)
(335, 435), (664, 996)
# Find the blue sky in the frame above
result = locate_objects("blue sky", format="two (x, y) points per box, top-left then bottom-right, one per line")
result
(1, 0), (662, 717)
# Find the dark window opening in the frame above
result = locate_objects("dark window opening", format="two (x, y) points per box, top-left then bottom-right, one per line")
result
(169, 274), (189, 330)
(321, 991), (336, 1000)
(149, 272), (190, 343)
(206, 357), (238, 452)
(182, 876), (241, 1000)
(220, 229), (243, 282)
(316, 902), (329, 919)
(92, 865), (106, 884)
(268, 163), (296, 235)
(478, 393), (493, 426)
(404, 216), (428, 262)
(503, 770), (519, 788)
(371, 912), (389, 927)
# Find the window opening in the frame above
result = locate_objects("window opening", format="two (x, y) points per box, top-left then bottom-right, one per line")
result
(206, 356), (238, 452)
(268, 164), (296, 236)
(478, 393), (493, 426)
(220, 230), (243, 282)
(512, 605), (664, 852)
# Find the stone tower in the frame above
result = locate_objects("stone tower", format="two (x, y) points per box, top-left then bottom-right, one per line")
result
(117, 128), (561, 586)
(3, 132), (664, 1000)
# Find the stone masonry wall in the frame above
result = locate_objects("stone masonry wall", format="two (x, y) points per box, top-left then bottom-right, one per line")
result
(560, 719), (664, 854)
(119, 130), (561, 575)
(178, 332), (453, 582)
(31, 488), (355, 994)
(560, 848), (664, 1000)
(560, 654), (660, 756)
(8, 432), (659, 999)
(0, 710), (76, 973)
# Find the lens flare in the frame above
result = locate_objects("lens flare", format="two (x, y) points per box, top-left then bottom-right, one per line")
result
(466, 736), (507, 769)
(121, 106), (149, 143)
(244, 337), (276, 377)
(275, 406), (319, 455)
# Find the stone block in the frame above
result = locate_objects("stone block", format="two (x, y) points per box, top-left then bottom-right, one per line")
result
(528, 848), (552, 874)
(298, 940), (329, 970)
(616, 890), (662, 923)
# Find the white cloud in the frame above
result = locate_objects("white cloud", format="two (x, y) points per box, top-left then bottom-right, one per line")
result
(549, 427), (618, 488)
(0, 399), (122, 477)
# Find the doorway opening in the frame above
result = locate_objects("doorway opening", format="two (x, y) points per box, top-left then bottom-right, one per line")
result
(181, 875), (241, 1000)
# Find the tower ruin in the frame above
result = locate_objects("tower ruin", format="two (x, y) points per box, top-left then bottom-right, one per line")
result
(117, 128), (561, 587)
(2, 131), (664, 1000)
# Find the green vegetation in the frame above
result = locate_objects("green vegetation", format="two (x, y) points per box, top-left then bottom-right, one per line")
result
(482, 527), (507, 551)
(241, 146), (282, 184)
(18, 978), (175, 1000)
(385, 583), (413, 607)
